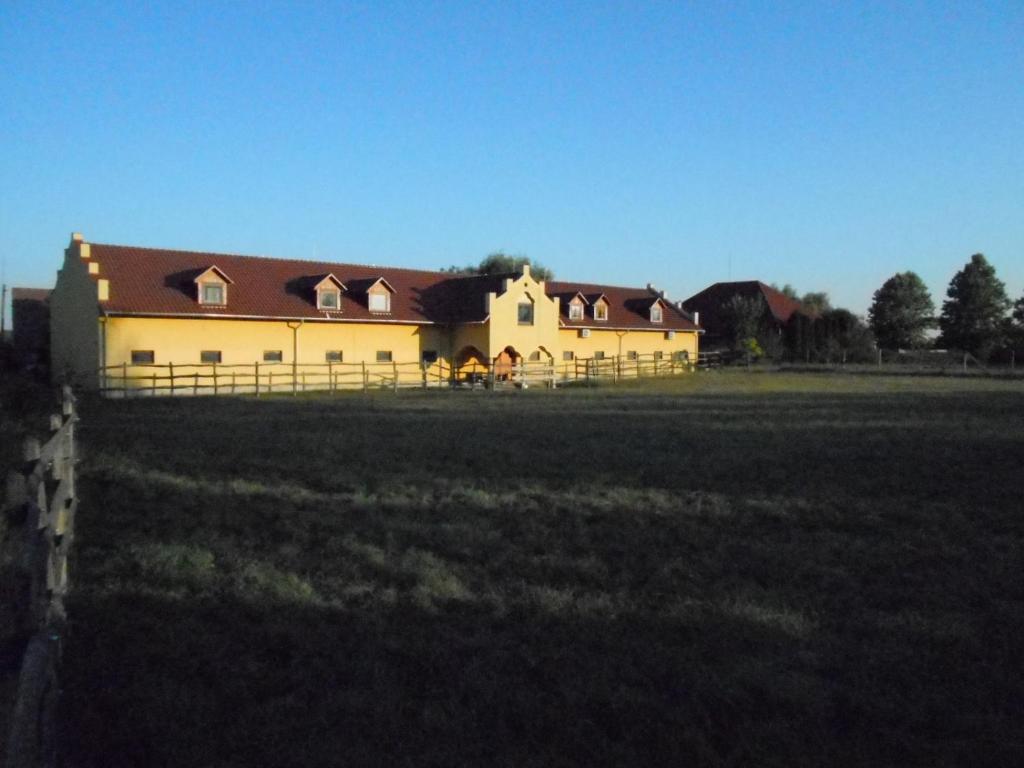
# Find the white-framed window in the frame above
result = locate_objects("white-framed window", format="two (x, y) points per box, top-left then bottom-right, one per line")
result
(131, 350), (154, 364)
(518, 301), (534, 325)
(201, 283), (225, 305)
(563, 351), (574, 361)
(376, 350), (393, 362)
(650, 305), (663, 323)
(569, 303), (583, 320)
(326, 350), (343, 362)
(594, 302), (608, 321)
(318, 289), (339, 309)
(263, 350), (283, 362)
(369, 292), (390, 312)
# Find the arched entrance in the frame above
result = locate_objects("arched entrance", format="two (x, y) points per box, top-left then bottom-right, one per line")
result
(454, 345), (487, 381)
(493, 346), (519, 380)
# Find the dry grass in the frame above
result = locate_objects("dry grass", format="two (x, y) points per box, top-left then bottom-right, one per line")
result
(59, 371), (1024, 767)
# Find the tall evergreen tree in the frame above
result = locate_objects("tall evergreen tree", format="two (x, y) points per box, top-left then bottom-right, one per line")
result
(937, 254), (1010, 359)
(868, 271), (935, 350)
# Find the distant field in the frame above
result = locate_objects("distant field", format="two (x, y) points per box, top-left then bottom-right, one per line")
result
(62, 371), (1024, 767)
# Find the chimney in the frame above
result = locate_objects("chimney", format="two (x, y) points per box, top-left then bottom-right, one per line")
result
(72, 232), (83, 242)
(693, 311), (700, 326)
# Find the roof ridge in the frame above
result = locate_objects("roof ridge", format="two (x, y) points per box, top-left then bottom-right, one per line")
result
(89, 242), (462, 279)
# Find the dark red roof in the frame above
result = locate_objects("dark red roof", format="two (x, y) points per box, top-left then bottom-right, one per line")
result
(682, 281), (805, 325)
(547, 280), (699, 331)
(84, 243), (698, 331)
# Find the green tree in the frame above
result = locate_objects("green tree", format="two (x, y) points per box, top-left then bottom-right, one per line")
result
(441, 251), (553, 281)
(868, 271), (935, 350)
(937, 254), (1010, 360)
(800, 292), (831, 316)
(771, 283), (799, 300)
(721, 295), (766, 356)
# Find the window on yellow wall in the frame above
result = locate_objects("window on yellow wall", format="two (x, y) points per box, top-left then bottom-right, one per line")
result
(528, 351), (541, 362)
(201, 350), (222, 364)
(627, 350), (638, 360)
(673, 350), (690, 362)
(131, 350), (154, 364)
(263, 350), (283, 362)
(376, 350), (393, 362)
(654, 351), (664, 361)
(562, 351), (574, 361)
(594, 351), (606, 360)
(518, 301), (534, 325)
(326, 350), (343, 362)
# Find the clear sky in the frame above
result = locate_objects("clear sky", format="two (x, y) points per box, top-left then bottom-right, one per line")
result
(2, 1), (1021, 326)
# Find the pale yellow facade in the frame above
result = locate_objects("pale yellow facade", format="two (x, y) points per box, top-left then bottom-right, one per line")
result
(49, 236), (700, 392)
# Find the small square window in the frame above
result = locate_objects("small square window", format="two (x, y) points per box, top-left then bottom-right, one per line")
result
(201, 350), (222, 364)
(325, 350), (343, 363)
(319, 290), (339, 309)
(594, 351), (606, 360)
(654, 351), (664, 361)
(518, 302), (534, 325)
(422, 350), (439, 364)
(369, 293), (390, 312)
(627, 351), (638, 360)
(673, 350), (690, 362)
(569, 303), (583, 320)
(562, 351), (574, 361)
(528, 351), (541, 362)
(131, 350), (154, 364)
(201, 284), (225, 305)
(263, 350), (283, 362)
(376, 350), (393, 362)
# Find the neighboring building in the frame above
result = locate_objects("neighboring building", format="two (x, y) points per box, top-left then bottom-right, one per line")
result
(681, 281), (805, 351)
(11, 287), (52, 370)
(50, 234), (701, 391)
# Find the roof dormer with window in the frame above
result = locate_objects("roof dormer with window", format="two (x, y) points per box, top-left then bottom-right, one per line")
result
(195, 266), (233, 306)
(592, 295), (609, 321)
(314, 274), (347, 311)
(365, 277), (396, 313)
(649, 298), (665, 323)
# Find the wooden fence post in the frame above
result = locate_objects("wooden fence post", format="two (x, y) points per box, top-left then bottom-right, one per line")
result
(122, 362), (128, 397)
(169, 362), (175, 396)
(213, 364), (219, 395)
(255, 361), (260, 397)
(362, 361), (368, 393)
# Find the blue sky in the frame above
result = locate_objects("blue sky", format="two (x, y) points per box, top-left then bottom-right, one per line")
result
(2, 1), (1021, 324)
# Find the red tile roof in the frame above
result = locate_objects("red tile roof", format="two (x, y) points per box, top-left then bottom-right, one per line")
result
(682, 281), (805, 325)
(83, 243), (699, 331)
(547, 280), (699, 331)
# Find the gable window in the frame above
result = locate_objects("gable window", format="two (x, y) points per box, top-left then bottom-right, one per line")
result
(263, 350), (283, 362)
(326, 350), (343, 362)
(131, 350), (154, 364)
(563, 351), (574, 361)
(201, 350), (222, 364)
(422, 350), (439, 364)
(318, 290), (339, 309)
(650, 305), (663, 323)
(569, 303), (583, 320)
(376, 350), (393, 362)
(594, 302), (608, 321)
(369, 292), (390, 312)
(201, 283), (225, 305)
(518, 301), (534, 325)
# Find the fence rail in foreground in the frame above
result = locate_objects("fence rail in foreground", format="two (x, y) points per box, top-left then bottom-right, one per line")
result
(96, 353), (697, 397)
(4, 386), (77, 768)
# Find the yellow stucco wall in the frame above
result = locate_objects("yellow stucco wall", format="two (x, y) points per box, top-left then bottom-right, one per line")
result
(50, 238), (101, 389)
(485, 266), (562, 360)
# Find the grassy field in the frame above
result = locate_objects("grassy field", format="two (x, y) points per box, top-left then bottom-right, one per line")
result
(60, 371), (1024, 767)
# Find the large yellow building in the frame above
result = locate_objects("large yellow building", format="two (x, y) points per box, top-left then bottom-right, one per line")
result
(50, 234), (701, 393)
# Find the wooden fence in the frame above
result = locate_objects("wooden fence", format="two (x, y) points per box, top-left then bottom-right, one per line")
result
(4, 386), (77, 768)
(97, 353), (696, 397)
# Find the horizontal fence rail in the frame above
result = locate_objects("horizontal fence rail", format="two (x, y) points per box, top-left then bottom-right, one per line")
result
(96, 353), (696, 397)
(4, 386), (77, 768)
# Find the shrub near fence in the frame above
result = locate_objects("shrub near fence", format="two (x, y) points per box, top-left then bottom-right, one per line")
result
(3, 386), (77, 768)
(96, 352), (696, 397)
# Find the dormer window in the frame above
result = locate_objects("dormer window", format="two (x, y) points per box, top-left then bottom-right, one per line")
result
(369, 292), (390, 312)
(313, 274), (346, 311)
(569, 303), (583, 320)
(593, 298), (608, 321)
(363, 277), (396, 313)
(202, 284), (224, 305)
(194, 266), (232, 306)
(650, 304), (663, 323)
